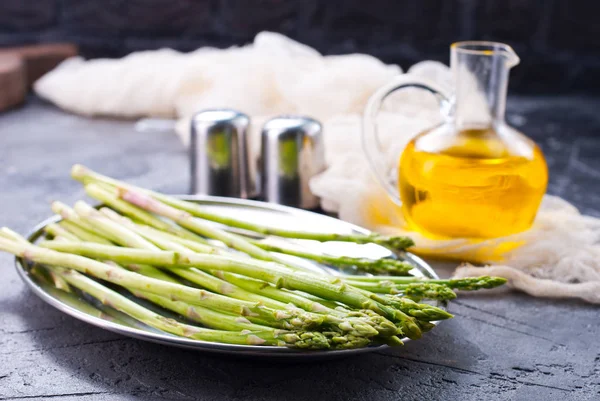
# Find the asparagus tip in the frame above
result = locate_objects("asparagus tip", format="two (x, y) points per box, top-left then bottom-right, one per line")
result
(71, 164), (89, 181)
(404, 283), (457, 302)
(369, 235), (415, 251)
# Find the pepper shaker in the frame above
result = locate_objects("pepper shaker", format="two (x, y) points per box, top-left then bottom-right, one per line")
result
(259, 116), (325, 209)
(189, 109), (257, 198)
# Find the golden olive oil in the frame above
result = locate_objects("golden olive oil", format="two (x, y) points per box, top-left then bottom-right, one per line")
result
(399, 127), (548, 239)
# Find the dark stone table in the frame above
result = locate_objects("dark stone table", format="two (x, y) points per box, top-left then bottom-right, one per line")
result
(1, 97), (598, 401)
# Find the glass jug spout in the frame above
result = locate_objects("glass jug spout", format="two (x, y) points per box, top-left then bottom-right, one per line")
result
(451, 41), (519, 130)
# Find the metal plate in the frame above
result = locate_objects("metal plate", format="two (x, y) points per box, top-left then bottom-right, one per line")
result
(14, 196), (440, 359)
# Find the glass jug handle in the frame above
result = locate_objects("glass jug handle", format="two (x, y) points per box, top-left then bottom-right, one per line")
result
(362, 75), (451, 205)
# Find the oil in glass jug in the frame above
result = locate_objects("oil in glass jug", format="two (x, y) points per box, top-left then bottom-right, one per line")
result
(363, 41), (548, 239)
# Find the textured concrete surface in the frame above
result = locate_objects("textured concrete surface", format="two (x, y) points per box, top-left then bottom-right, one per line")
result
(0, 97), (599, 400)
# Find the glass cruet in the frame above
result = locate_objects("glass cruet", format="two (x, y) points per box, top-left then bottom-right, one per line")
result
(362, 41), (548, 239)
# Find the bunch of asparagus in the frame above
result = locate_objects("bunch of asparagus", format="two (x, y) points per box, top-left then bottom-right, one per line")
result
(0, 165), (506, 350)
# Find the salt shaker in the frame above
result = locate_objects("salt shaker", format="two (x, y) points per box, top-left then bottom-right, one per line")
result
(189, 109), (256, 198)
(259, 116), (325, 209)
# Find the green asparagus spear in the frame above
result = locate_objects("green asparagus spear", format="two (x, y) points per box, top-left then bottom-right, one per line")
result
(345, 276), (506, 300)
(87, 183), (310, 271)
(52, 201), (120, 244)
(344, 275), (507, 290)
(99, 208), (216, 254)
(61, 208), (323, 321)
(30, 264), (150, 330)
(101, 213), (398, 338)
(50, 265), (329, 348)
(366, 293), (453, 321)
(74, 201), (157, 249)
(39, 240), (423, 339)
(214, 271), (395, 338)
(58, 221), (113, 245)
(345, 279), (457, 300)
(2, 228), (73, 292)
(55, 230), (273, 333)
(71, 164), (415, 251)
(44, 223), (79, 242)
(84, 183), (209, 244)
(246, 239), (414, 275)
(89, 183), (276, 260)
(7, 229), (319, 347)
(403, 283), (458, 301)
(62, 213), (385, 340)
(4, 238), (323, 331)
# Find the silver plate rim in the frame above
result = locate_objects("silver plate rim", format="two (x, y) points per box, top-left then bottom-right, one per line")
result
(14, 195), (440, 359)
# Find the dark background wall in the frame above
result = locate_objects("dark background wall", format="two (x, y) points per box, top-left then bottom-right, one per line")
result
(0, 0), (598, 94)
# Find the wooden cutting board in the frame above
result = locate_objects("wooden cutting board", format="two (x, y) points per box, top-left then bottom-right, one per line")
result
(0, 54), (26, 111)
(0, 43), (78, 112)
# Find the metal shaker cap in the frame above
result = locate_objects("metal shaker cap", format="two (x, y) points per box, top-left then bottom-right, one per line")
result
(260, 115), (325, 209)
(190, 109), (256, 198)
